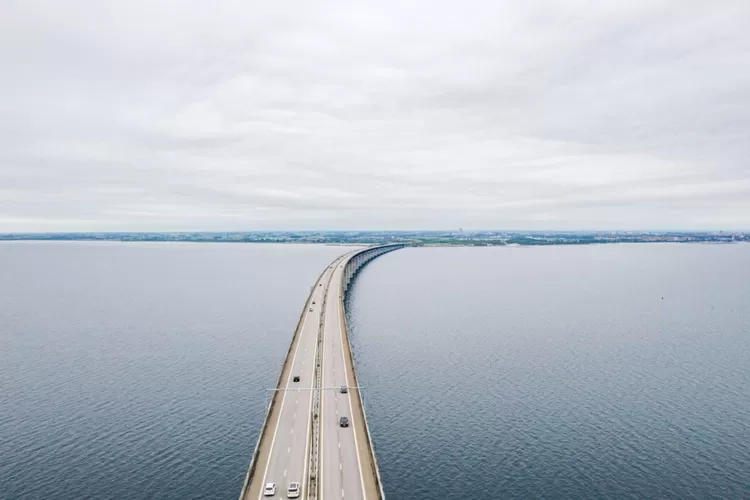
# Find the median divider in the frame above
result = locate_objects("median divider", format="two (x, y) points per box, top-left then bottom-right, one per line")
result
(309, 256), (335, 498)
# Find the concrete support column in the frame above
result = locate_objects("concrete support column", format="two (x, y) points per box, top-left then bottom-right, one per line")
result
(342, 245), (405, 300)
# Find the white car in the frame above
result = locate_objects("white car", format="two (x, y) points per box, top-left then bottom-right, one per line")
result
(263, 482), (276, 496)
(287, 482), (300, 498)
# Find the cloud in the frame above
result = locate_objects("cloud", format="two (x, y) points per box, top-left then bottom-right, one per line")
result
(1, 0), (749, 231)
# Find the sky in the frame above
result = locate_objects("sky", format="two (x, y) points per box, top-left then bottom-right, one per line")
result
(1, 0), (749, 232)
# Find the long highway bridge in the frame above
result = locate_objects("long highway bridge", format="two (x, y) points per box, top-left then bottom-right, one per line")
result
(239, 244), (405, 500)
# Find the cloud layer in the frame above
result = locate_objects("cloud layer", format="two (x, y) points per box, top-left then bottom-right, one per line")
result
(2, 0), (749, 231)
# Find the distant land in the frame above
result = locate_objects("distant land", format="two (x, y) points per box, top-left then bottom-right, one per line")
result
(1, 231), (748, 246)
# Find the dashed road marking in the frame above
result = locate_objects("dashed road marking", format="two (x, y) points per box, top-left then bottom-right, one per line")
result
(256, 290), (311, 500)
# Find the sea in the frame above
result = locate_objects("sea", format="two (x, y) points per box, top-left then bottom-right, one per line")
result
(1, 242), (748, 499)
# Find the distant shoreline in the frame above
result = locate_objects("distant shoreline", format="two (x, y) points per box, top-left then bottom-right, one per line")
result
(1, 231), (747, 246)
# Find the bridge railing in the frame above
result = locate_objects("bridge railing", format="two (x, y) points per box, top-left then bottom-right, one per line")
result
(339, 244), (405, 500)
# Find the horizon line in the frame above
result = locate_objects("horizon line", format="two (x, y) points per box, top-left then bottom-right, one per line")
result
(2, 229), (749, 235)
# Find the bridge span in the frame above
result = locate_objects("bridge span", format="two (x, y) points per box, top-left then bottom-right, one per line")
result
(239, 244), (404, 500)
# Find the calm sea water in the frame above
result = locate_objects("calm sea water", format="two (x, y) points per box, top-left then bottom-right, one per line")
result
(347, 244), (750, 499)
(0, 242), (359, 500)
(2, 242), (749, 499)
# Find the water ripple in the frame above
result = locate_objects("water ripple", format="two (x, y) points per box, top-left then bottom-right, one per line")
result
(349, 244), (750, 500)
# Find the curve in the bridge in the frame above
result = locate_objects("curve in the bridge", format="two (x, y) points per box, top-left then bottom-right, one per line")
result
(336, 243), (405, 498)
(239, 244), (403, 500)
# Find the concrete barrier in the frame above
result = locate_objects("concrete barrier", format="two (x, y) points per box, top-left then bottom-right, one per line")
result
(338, 244), (404, 499)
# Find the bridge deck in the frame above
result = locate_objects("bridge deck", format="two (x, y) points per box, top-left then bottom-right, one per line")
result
(240, 245), (403, 499)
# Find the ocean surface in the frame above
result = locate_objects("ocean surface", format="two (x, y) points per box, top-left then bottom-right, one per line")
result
(347, 244), (750, 499)
(2, 242), (749, 499)
(0, 242), (360, 500)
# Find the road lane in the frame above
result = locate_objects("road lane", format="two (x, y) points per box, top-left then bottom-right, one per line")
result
(320, 262), (366, 500)
(242, 263), (338, 500)
(256, 303), (316, 499)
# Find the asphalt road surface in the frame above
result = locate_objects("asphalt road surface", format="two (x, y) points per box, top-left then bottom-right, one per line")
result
(243, 251), (373, 499)
(320, 262), (367, 500)
(243, 260), (340, 500)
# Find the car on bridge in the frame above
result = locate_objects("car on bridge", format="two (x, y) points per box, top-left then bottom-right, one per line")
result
(287, 482), (300, 498)
(293, 375), (300, 382)
(339, 416), (349, 427)
(263, 482), (276, 496)
(340, 386), (348, 393)
(309, 307), (313, 312)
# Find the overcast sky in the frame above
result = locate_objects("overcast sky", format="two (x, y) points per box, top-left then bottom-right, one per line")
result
(2, 0), (749, 231)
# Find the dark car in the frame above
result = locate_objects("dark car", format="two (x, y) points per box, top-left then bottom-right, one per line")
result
(293, 376), (300, 382)
(340, 386), (348, 394)
(339, 416), (349, 427)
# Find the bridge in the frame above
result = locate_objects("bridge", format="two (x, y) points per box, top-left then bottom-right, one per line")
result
(239, 244), (405, 500)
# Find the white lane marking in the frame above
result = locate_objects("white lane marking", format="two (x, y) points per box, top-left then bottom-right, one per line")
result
(288, 447), (291, 453)
(338, 277), (368, 500)
(284, 469), (287, 477)
(342, 489), (345, 498)
(290, 428), (294, 434)
(340, 463), (343, 471)
(293, 412), (296, 418)
(256, 299), (311, 500)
